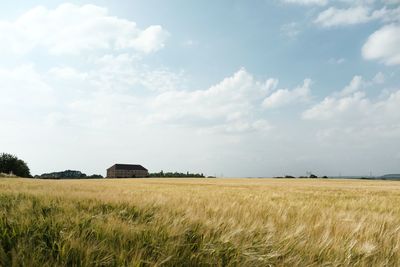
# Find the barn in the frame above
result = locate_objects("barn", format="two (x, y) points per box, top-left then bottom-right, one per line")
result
(106, 164), (149, 178)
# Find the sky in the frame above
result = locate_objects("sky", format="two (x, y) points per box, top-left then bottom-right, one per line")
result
(1, 0), (399, 177)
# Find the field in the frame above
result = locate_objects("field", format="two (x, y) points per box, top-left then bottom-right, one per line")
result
(1, 178), (400, 266)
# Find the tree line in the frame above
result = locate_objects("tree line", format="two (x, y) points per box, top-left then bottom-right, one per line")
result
(0, 153), (104, 179)
(149, 171), (205, 178)
(0, 153), (206, 179)
(37, 170), (103, 179)
(0, 153), (31, 177)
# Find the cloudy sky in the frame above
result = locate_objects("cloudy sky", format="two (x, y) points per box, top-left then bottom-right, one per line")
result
(1, 0), (399, 177)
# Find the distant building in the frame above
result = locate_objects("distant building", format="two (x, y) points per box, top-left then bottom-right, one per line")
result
(106, 164), (149, 178)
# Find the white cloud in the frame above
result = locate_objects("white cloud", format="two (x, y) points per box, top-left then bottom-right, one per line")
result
(328, 57), (346, 64)
(201, 120), (273, 134)
(0, 65), (54, 110)
(0, 55), (188, 131)
(302, 91), (369, 120)
(182, 39), (198, 47)
(282, 0), (328, 6)
(0, 3), (169, 55)
(372, 7), (400, 23)
(303, 89), (400, 122)
(265, 78), (279, 92)
(305, 89), (400, 150)
(314, 6), (372, 27)
(129, 25), (170, 53)
(89, 53), (186, 93)
(339, 75), (363, 96)
(362, 24), (400, 65)
(145, 68), (274, 133)
(375, 90), (400, 121)
(12, 63), (275, 134)
(303, 74), (399, 122)
(372, 72), (385, 84)
(262, 79), (312, 109)
(2, 3), (399, 177)
(303, 76), (359, 120)
(48, 66), (88, 81)
(314, 6), (400, 27)
(281, 22), (301, 38)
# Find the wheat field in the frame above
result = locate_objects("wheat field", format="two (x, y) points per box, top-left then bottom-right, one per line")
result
(0, 178), (400, 266)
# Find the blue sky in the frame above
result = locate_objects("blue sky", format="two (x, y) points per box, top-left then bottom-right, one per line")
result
(1, 0), (399, 177)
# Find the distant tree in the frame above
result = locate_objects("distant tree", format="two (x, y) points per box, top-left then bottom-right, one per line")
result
(148, 170), (205, 178)
(309, 174), (318, 178)
(40, 170), (87, 179)
(0, 153), (31, 178)
(87, 174), (103, 179)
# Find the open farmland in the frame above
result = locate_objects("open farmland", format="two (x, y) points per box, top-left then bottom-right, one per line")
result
(1, 178), (400, 266)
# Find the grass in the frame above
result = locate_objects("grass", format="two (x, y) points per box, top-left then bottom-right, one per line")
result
(0, 178), (400, 266)
(0, 173), (16, 178)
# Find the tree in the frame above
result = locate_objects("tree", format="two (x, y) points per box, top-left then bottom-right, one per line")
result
(0, 153), (31, 178)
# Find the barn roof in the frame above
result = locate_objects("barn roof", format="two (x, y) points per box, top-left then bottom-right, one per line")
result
(108, 164), (148, 171)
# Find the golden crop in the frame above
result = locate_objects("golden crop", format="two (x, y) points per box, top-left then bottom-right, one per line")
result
(0, 178), (399, 266)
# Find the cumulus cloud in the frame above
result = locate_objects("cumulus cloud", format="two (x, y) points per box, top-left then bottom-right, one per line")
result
(2, 61), (276, 134)
(303, 74), (399, 123)
(314, 6), (372, 27)
(373, 6), (400, 23)
(302, 91), (369, 120)
(146, 68), (274, 133)
(282, 0), (328, 5)
(265, 78), (279, 92)
(339, 75), (363, 96)
(129, 25), (169, 53)
(262, 79), (312, 109)
(328, 57), (346, 64)
(372, 72), (385, 84)
(3, 2), (400, 177)
(314, 5), (400, 27)
(0, 65), (54, 110)
(0, 3), (169, 55)
(362, 24), (400, 65)
(281, 22), (301, 39)
(305, 88), (400, 149)
(97, 56), (182, 94)
(48, 66), (88, 81)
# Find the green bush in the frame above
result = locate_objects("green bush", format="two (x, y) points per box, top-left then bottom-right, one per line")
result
(0, 153), (31, 178)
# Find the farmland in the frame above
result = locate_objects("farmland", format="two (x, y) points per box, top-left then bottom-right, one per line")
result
(1, 178), (400, 266)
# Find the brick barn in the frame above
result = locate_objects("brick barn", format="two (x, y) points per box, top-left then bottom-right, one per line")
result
(106, 164), (149, 178)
